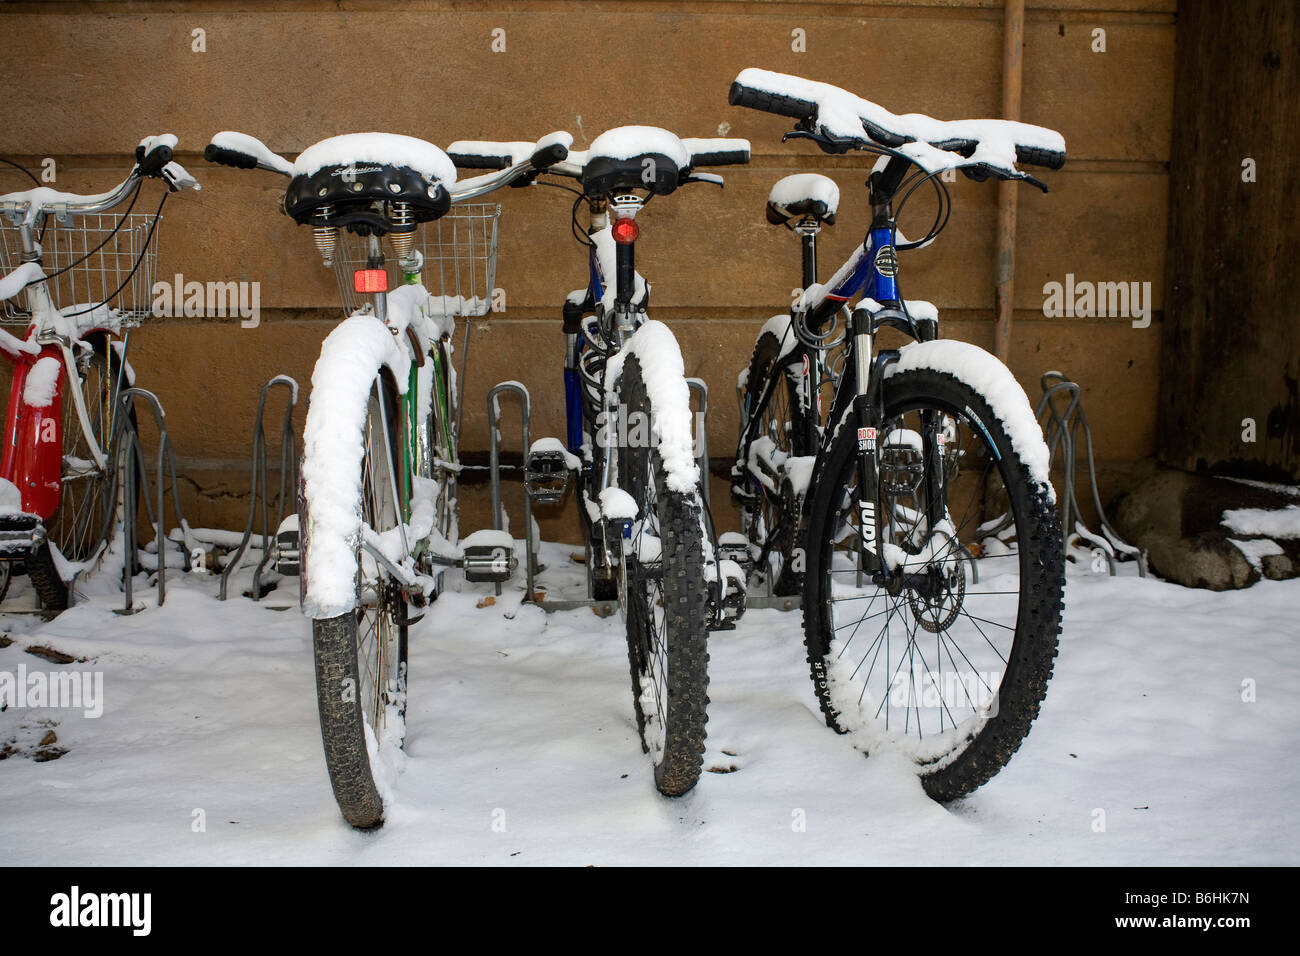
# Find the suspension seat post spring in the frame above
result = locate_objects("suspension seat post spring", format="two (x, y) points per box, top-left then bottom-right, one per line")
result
(389, 200), (416, 263)
(312, 203), (337, 267)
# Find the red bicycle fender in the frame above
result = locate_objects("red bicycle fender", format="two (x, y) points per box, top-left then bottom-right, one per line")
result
(2, 346), (66, 519)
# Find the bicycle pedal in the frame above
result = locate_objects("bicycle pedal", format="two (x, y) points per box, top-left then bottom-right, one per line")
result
(460, 529), (517, 583)
(717, 531), (755, 578)
(525, 438), (576, 506)
(0, 513), (44, 558)
(729, 464), (757, 507)
(272, 514), (300, 576)
(394, 605), (425, 627)
(710, 558), (747, 630)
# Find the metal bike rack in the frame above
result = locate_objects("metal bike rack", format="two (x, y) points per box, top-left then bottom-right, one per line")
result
(1036, 371), (1147, 576)
(686, 377), (710, 511)
(482, 379), (715, 615)
(726, 378), (801, 611)
(486, 381), (535, 598)
(220, 375), (299, 600)
(92, 386), (196, 614)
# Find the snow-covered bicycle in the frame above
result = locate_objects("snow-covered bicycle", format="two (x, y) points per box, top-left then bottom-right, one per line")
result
(447, 126), (750, 798)
(0, 137), (199, 609)
(205, 128), (569, 828)
(729, 69), (1067, 799)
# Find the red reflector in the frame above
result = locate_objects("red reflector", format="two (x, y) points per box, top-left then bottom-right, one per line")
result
(353, 269), (388, 294)
(611, 218), (639, 245)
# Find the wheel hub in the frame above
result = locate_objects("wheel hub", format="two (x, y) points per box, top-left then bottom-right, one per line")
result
(907, 563), (965, 632)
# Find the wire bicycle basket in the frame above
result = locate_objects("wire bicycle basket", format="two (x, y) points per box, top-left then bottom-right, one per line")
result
(0, 211), (163, 327)
(329, 203), (501, 319)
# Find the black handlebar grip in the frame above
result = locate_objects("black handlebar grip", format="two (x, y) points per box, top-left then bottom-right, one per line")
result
(529, 141), (569, 171)
(447, 152), (512, 170)
(203, 143), (259, 170)
(135, 144), (174, 177)
(1015, 144), (1066, 171)
(688, 148), (750, 168)
(727, 80), (818, 121)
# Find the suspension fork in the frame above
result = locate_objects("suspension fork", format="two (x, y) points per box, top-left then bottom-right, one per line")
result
(849, 323), (947, 578)
(562, 294), (586, 454)
(912, 321), (946, 536)
(849, 307), (884, 577)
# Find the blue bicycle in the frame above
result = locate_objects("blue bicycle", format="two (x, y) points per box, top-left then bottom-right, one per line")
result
(729, 69), (1067, 798)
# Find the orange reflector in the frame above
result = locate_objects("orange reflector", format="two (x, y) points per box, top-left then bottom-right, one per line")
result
(353, 269), (388, 294)
(611, 218), (639, 245)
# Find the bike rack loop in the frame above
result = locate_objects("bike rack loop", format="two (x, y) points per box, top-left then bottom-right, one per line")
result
(90, 386), (195, 614)
(486, 381), (535, 599)
(484, 380), (705, 606)
(219, 375), (299, 600)
(1035, 370), (1147, 577)
(686, 377), (709, 511)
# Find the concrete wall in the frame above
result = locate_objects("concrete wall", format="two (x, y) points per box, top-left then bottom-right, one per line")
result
(0, 0), (1175, 541)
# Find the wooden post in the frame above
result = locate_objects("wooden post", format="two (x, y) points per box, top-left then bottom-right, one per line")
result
(1158, 0), (1299, 481)
(994, 0), (1024, 363)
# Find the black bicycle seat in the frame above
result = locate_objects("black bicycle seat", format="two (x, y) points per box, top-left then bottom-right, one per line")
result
(282, 133), (455, 231)
(765, 173), (839, 226)
(574, 126), (749, 198)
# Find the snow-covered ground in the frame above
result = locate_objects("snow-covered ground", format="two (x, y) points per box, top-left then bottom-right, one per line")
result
(1, 541), (1296, 866)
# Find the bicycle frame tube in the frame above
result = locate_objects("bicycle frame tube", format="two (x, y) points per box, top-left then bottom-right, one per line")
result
(563, 364), (583, 453)
(559, 245), (605, 456)
(820, 226), (897, 309)
(805, 215), (907, 577)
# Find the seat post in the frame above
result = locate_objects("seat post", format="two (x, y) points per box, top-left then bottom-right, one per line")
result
(367, 235), (388, 323)
(795, 216), (820, 292)
(794, 216), (822, 417)
(609, 194), (643, 324)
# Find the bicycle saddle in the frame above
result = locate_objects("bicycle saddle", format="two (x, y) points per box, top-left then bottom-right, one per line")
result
(277, 133), (458, 231)
(766, 173), (839, 226)
(571, 126), (749, 198)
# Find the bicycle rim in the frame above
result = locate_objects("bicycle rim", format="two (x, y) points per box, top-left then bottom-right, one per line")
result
(357, 381), (408, 751)
(815, 393), (1034, 771)
(47, 336), (120, 562)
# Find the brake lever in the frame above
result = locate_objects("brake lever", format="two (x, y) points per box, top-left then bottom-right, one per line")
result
(781, 128), (857, 156)
(781, 129), (821, 146)
(1020, 172), (1049, 193)
(160, 161), (202, 193)
(961, 163), (1049, 194)
(681, 172), (724, 188)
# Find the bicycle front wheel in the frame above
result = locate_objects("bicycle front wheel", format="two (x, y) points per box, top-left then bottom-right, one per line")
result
(802, 363), (1063, 800)
(310, 375), (408, 829)
(615, 348), (711, 796)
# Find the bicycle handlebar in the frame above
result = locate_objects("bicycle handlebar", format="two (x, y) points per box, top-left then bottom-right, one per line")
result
(135, 134), (177, 176)
(0, 134), (200, 228)
(452, 130), (748, 196)
(682, 140), (751, 168)
(729, 68), (1065, 187)
(205, 130), (569, 206)
(446, 132), (573, 174)
(204, 131), (297, 176)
